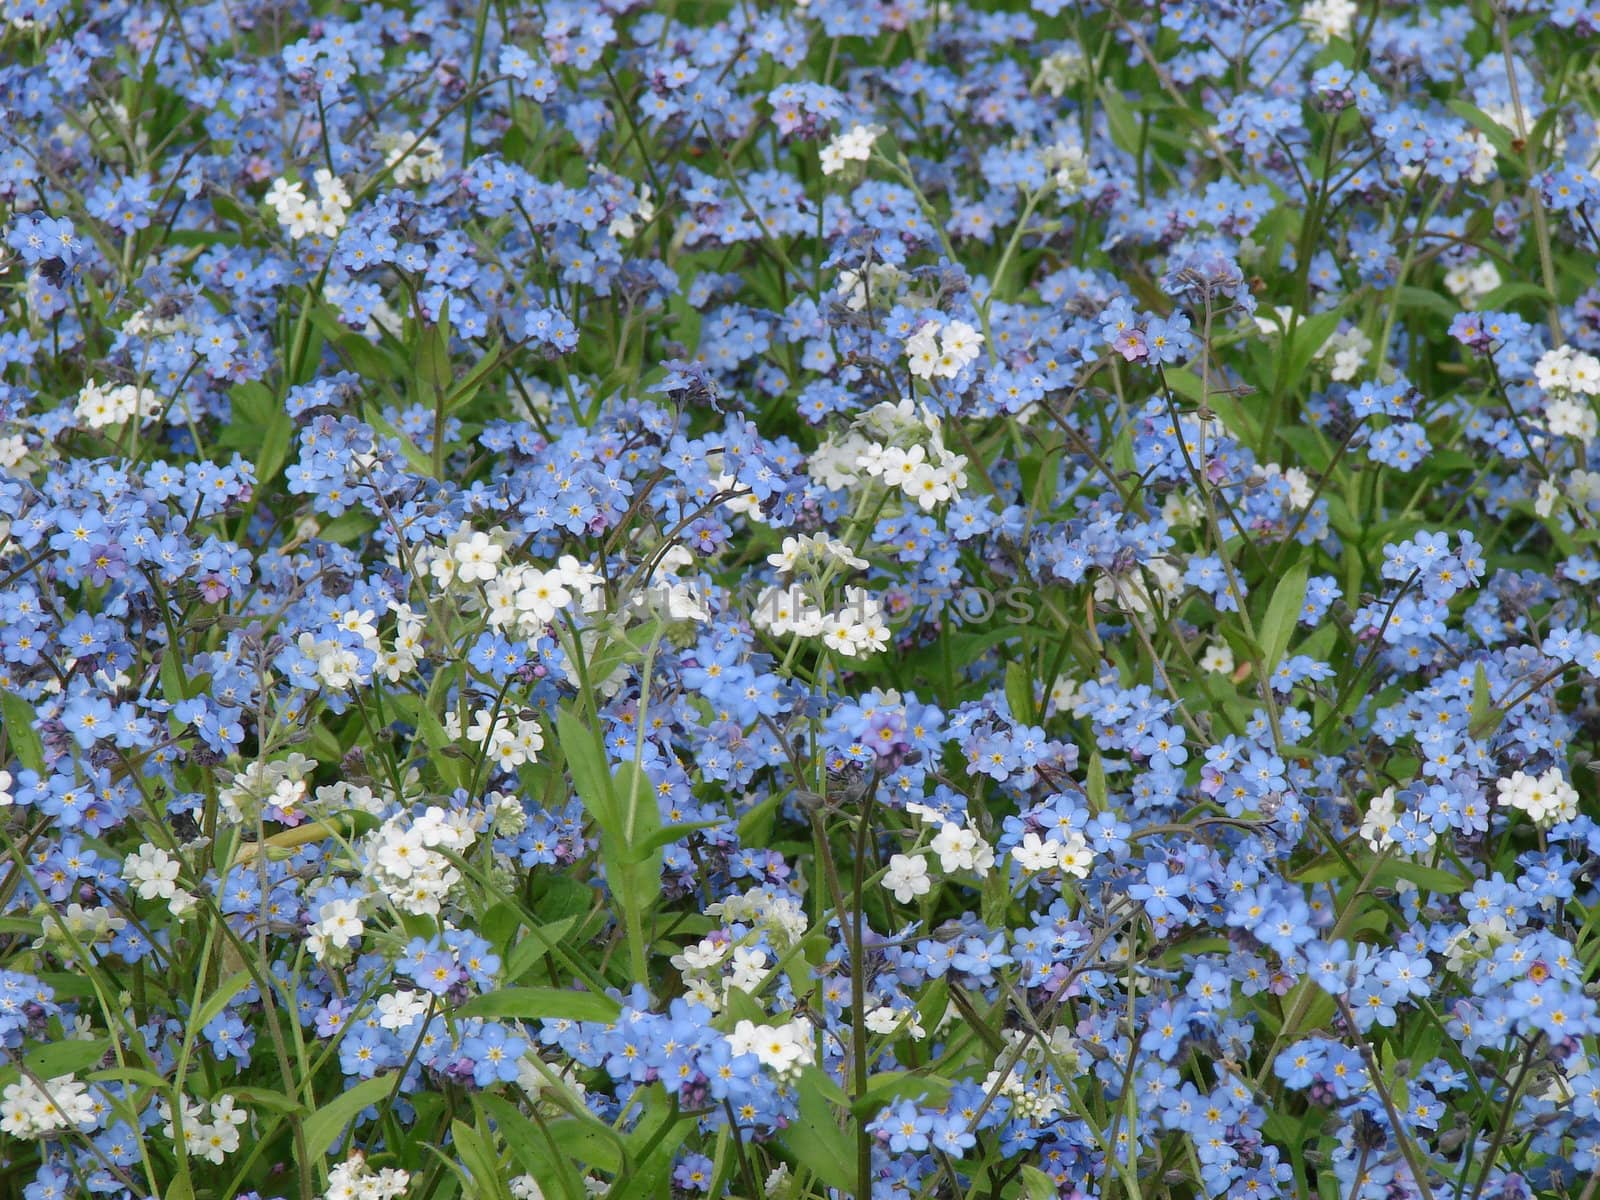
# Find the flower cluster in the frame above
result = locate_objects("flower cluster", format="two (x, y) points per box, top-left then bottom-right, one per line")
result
(5, 1), (1600, 1200)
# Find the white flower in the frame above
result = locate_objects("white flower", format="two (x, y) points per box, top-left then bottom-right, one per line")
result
(454, 531), (504, 584)
(941, 320), (983, 368)
(1037, 47), (1087, 96)
(728, 946), (769, 994)
(864, 1004), (925, 1039)
(376, 990), (429, 1031)
(1546, 397), (1598, 441)
(313, 167), (351, 211)
(836, 262), (907, 311)
(1012, 832), (1061, 873)
(1496, 767), (1580, 829)
(766, 533), (868, 574)
(379, 639), (420, 683)
(883, 853), (931, 903)
(307, 897), (365, 961)
(556, 554), (605, 596)
(930, 822), (994, 876)
(1534, 478), (1562, 519)
(278, 190), (321, 240)
(1536, 345), (1600, 396)
(514, 567), (573, 623)
(264, 177), (304, 212)
(1199, 643), (1236, 674)
(1299, 0), (1357, 43)
(321, 1154), (410, 1200)
(74, 380), (163, 429)
(316, 645), (362, 690)
(819, 122), (883, 175)
(124, 843), (180, 900)
(807, 432), (873, 489)
(1049, 140), (1091, 193)
(1057, 833), (1095, 880)
(380, 132), (446, 185)
(1443, 259), (1502, 307)
(906, 462), (954, 510)
(194, 1097), (246, 1164)
(729, 1019), (811, 1075)
(426, 544), (460, 588)
(362, 804), (481, 916)
(905, 323), (943, 380)
(641, 580), (711, 623)
(876, 443), (927, 488)
(1, 1075), (97, 1138)
(336, 607), (380, 649)
(1360, 786), (1399, 851)
(906, 320), (984, 382)
(852, 607), (891, 654)
(1094, 557), (1183, 619)
(672, 937), (727, 973)
(683, 978), (720, 1010)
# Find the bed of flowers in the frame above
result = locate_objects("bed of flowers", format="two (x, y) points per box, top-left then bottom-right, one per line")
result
(9, 0), (1600, 1197)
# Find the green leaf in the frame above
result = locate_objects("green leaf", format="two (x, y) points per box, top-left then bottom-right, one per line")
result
(455, 986), (620, 1024)
(312, 512), (377, 544)
(316, 512), (378, 545)
(20, 1038), (109, 1081)
(363, 401), (434, 478)
(1294, 855), (1468, 895)
(446, 337), (505, 414)
(542, 1116), (625, 1174)
(525, 876), (596, 926)
(1, 690), (46, 772)
(1469, 664), (1504, 737)
(309, 304), (405, 383)
(622, 1084), (694, 1193)
(1394, 285), (1457, 319)
(851, 1070), (952, 1118)
(785, 1068), (855, 1194)
(1004, 659), (1034, 723)
(916, 978), (949, 1036)
(628, 818), (721, 859)
(475, 1096), (587, 1200)
(190, 970), (253, 1036)
(1476, 281), (1554, 311)
(1085, 750), (1107, 813)
(1259, 562), (1309, 674)
(1445, 100), (1516, 165)
(502, 914), (582, 983)
(1277, 423), (1339, 473)
(558, 706), (617, 831)
(397, 687), (469, 792)
(1099, 87), (1141, 156)
(159, 645), (192, 706)
(302, 1073), (398, 1162)
(1283, 304), (1350, 392)
(227, 380), (292, 486)
(413, 298), (452, 406)
(602, 760), (665, 930)
(1379, 861), (1469, 895)
(1021, 1165), (1060, 1200)
(220, 1086), (308, 1117)
(450, 1117), (514, 1200)
(737, 793), (781, 848)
